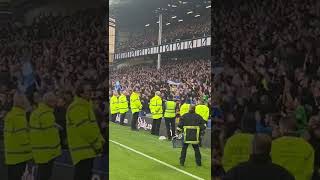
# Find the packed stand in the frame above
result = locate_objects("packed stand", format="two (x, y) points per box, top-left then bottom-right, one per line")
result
(116, 12), (211, 52)
(0, 7), (108, 163)
(110, 58), (211, 115)
(213, 0), (320, 179)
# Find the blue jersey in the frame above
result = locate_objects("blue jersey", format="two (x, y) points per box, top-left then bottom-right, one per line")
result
(114, 81), (122, 91)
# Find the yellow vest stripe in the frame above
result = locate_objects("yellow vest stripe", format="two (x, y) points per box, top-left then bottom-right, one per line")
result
(5, 128), (28, 133)
(29, 125), (56, 130)
(32, 143), (60, 150)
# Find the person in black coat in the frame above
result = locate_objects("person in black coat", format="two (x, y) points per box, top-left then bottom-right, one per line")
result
(177, 105), (206, 166)
(223, 134), (294, 180)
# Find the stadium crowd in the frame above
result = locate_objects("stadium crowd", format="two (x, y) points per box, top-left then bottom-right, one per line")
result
(213, 0), (320, 179)
(0, 7), (107, 180)
(110, 58), (211, 114)
(0, 8), (108, 120)
(116, 12), (211, 52)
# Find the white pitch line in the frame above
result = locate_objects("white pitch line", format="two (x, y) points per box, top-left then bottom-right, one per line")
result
(109, 139), (205, 180)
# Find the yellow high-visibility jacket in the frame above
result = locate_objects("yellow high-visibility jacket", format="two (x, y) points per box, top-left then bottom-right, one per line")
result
(149, 95), (163, 119)
(222, 133), (253, 172)
(195, 104), (209, 121)
(130, 92), (142, 113)
(118, 94), (129, 114)
(271, 136), (314, 180)
(66, 96), (105, 165)
(179, 103), (190, 117)
(110, 95), (119, 115)
(164, 101), (176, 118)
(4, 107), (32, 165)
(29, 103), (61, 163)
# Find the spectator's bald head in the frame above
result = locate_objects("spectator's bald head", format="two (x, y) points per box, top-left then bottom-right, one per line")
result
(251, 134), (272, 155)
(155, 91), (161, 96)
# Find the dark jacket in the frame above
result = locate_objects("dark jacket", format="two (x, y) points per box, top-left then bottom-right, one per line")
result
(178, 112), (206, 143)
(223, 154), (295, 180)
(54, 106), (67, 149)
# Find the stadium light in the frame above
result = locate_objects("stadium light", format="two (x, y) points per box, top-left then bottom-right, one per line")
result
(194, 14), (200, 17)
(145, 24), (150, 27)
(187, 11), (193, 14)
(206, 5), (211, 8)
(178, 19), (183, 22)
(166, 22), (171, 25)
(172, 16), (177, 19)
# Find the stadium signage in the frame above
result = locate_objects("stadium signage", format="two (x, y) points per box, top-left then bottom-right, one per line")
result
(137, 116), (152, 130)
(114, 36), (211, 60)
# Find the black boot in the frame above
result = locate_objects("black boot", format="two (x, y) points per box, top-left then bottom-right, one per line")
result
(196, 161), (201, 166)
(180, 160), (184, 166)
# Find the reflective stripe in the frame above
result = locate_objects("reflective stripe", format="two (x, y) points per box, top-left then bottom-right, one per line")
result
(21, 142), (30, 146)
(71, 137), (99, 152)
(68, 119), (96, 127)
(166, 109), (175, 112)
(74, 119), (96, 127)
(183, 126), (200, 144)
(88, 137), (99, 146)
(37, 111), (52, 118)
(32, 143), (60, 150)
(71, 145), (92, 151)
(15, 113), (26, 117)
(5, 128), (28, 133)
(29, 125), (56, 130)
(67, 103), (88, 113)
(6, 150), (32, 154)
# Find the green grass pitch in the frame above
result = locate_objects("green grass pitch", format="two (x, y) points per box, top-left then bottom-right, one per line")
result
(109, 122), (211, 180)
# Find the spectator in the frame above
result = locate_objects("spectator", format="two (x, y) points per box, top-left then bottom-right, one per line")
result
(223, 134), (294, 180)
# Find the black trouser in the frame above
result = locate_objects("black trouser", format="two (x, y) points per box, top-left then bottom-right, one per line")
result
(120, 112), (126, 125)
(313, 168), (320, 180)
(151, 118), (161, 136)
(199, 134), (203, 147)
(165, 117), (175, 139)
(7, 161), (27, 180)
(180, 143), (201, 165)
(74, 158), (94, 180)
(111, 114), (117, 122)
(131, 112), (139, 130)
(37, 159), (55, 180)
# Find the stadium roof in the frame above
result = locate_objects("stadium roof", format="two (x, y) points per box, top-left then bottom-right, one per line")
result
(110, 0), (210, 30)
